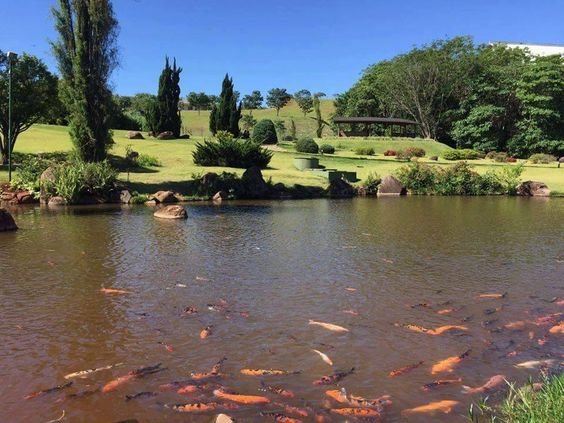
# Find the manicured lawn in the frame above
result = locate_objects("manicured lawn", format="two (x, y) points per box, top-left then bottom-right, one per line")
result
(1, 123), (562, 195)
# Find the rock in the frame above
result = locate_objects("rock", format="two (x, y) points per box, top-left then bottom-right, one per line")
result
(126, 131), (144, 140)
(120, 190), (133, 204)
(144, 200), (157, 206)
(213, 191), (228, 202)
(378, 175), (407, 196)
(40, 166), (57, 201)
(157, 131), (174, 140)
(516, 181), (551, 197)
(327, 178), (355, 198)
(154, 205), (187, 219)
(356, 186), (368, 196)
(16, 191), (36, 204)
(48, 196), (66, 206)
(0, 191), (17, 202)
(0, 208), (18, 232)
(241, 166), (269, 199)
(151, 191), (178, 203)
(215, 414), (234, 423)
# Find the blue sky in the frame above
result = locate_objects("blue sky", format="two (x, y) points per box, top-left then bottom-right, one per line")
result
(2, 0), (563, 98)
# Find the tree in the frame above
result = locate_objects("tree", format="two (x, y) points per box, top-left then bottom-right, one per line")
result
(311, 94), (330, 138)
(240, 114), (257, 132)
(209, 74), (241, 137)
(294, 89), (313, 116)
(0, 52), (58, 164)
(267, 88), (292, 116)
(273, 119), (286, 139)
(147, 57), (182, 137)
(187, 92), (210, 114)
(52, 0), (119, 162)
(242, 90), (263, 110)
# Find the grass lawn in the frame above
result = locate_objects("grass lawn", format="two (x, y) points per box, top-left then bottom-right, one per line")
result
(1, 122), (562, 195)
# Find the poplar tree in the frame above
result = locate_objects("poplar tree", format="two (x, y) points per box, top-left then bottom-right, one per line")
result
(209, 74), (241, 137)
(52, 0), (118, 162)
(148, 57), (182, 137)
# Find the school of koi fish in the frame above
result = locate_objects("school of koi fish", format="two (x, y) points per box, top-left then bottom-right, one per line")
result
(21, 287), (563, 422)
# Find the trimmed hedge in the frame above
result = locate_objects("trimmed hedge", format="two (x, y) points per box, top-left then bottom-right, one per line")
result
(443, 149), (484, 160)
(252, 119), (278, 145)
(319, 144), (335, 154)
(355, 147), (375, 156)
(295, 137), (319, 154)
(528, 153), (556, 164)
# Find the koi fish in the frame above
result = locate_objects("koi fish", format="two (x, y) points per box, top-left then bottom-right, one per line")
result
(183, 306), (198, 314)
(25, 382), (73, 400)
(401, 400), (459, 415)
(312, 349), (333, 366)
(65, 388), (100, 400)
(273, 402), (309, 417)
(437, 308), (456, 315)
(167, 402), (218, 413)
(325, 389), (348, 403)
(431, 350), (471, 374)
(64, 362), (123, 379)
(158, 380), (192, 391)
(462, 375), (506, 394)
(102, 363), (164, 393)
(210, 357), (227, 375)
(240, 368), (299, 376)
(260, 412), (302, 423)
(313, 368), (354, 385)
(125, 391), (157, 401)
(213, 388), (270, 404)
(345, 287), (357, 292)
(308, 319), (349, 333)
(477, 293), (506, 299)
(177, 384), (207, 395)
(549, 323), (564, 334)
(515, 359), (561, 370)
(200, 325), (213, 339)
(533, 313), (562, 326)
(389, 361), (424, 377)
(404, 324), (468, 335)
(100, 288), (131, 294)
(348, 394), (392, 409)
(504, 321), (527, 330)
(331, 408), (381, 417)
(157, 341), (173, 352)
(341, 309), (359, 316)
(422, 378), (462, 391)
(260, 382), (295, 398)
(410, 303), (432, 309)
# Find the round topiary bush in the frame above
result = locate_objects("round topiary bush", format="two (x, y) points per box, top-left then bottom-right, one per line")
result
(319, 144), (335, 154)
(251, 119), (278, 145)
(295, 137), (319, 154)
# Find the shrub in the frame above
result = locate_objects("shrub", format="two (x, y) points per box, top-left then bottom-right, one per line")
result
(295, 137), (319, 154)
(435, 161), (484, 195)
(486, 151), (508, 162)
(383, 149), (397, 156)
(396, 147), (425, 160)
(395, 162), (436, 194)
(193, 131), (273, 169)
(251, 119), (278, 144)
(11, 156), (54, 193)
(354, 147), (375, 156)
(53, 164), (83, 202)
(283, 135), (294, 142)
(137, 154), (161, 167)
(498, 164), (525, 195)
(319, 144), (335, 154)
(506, 156), (517, 163)
(443, 149), (483, 160)
(362, 171), (381, 194)
(528, 153), (556, 164)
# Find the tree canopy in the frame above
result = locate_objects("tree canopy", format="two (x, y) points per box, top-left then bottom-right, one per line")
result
(294, 89), (313, 116)
(209, 74), (241, 137)
(148, 57), (182, 137)
(266, 88), (292, 116)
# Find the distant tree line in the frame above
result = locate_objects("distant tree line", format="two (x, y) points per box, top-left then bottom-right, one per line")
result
(335, 36), (564, 157)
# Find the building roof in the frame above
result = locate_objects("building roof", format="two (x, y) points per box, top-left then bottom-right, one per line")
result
(333, 116), (419, 125)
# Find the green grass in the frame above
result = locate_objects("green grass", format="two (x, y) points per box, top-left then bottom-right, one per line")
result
(1, 121), (563, 195)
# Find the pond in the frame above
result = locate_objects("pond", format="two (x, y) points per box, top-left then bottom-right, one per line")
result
(1, 197), (563, 422)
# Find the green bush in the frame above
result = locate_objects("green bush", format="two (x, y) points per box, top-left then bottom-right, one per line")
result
(396, 147), (424, 160)
(362, 171), (381, 194)
(319, 144), (335, 154)
(443, 149), (483, 160)
(137, 154), (161, 167)
(395, 162), (436, 194)
(11, 156), (54, 193)
(295, 137), (319, 154)
(193, 131), (273, 169)
(251, 119), (278, 144)
(486, 151), (508, 162)
(528, 153), (556, 164)
(435, 161), (497, 195)
(283, 135), (295, 142)
(354, 147), (375, 156)
(53, 160), (117, 202)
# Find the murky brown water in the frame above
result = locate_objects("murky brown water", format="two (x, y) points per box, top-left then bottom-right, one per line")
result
(1, 197), (563, 423)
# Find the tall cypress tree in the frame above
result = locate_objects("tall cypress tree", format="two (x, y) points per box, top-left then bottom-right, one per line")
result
(149, 57), (182, 137)
(209, 74), (240, 136)
(52, 0), (118, 162)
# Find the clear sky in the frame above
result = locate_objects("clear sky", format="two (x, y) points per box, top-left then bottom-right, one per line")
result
(2, 0), (563, 98)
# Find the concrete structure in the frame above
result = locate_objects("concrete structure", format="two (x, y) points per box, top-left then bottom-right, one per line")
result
(493, 42), (564, 57)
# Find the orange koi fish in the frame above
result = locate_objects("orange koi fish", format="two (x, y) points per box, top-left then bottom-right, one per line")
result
(402, 400), (459, 415)
(389, 361), (424, 377)
(308, 319), (349, 333)
(200, 325), (213, 339)
(313, 368), (354, 385)
(260, 382), (295, 398)
(403, 324), (468, 335)
(431, 350), (471, 375)
(504, 321), (527, 330)
(102, 363), (164, 393)
(312, 349), (333, 366)
(273, 402), (310, 418)
(325, 389), (348, 403)
(213, 388), (270, 404)
(331, 408), (381, 417)
(437, 308), (456, 315)
(549, 322), (564, 334)
(100, 288), (131, 294)
(260, 412), (302, 423)
(326, 389), (391, 409)
(168, 402), (218, 413)
(177, 384), (208, 395)
(24, 382), (73, 400)
(240, 368), (299, 376)
(462, 375), (506, 394)
(477, 293), (506, 299)
(421, 378), (462, 391)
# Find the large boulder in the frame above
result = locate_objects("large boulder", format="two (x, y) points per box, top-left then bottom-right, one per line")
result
(40, 166), (57, 201)
(241, 167), (269, 199)
(154, 205), (187, 219)
(126, 131), (144, 140)
(378, 175), (407, 196)
(157, 131), (174, 140)
(215, 414), (234, 423)
(48, 196), (66, 206)
(212, 191), (228, 202)
(516, 181), (551, 197)
(16, 191), (36, 204)
(327, 178), (355, 199)
(151, 190), (178, 203)
(0, 191), (17, 202)
(0, 208), (17, 232)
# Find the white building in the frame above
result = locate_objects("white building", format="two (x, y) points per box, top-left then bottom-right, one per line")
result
(493, 42), (564, 57)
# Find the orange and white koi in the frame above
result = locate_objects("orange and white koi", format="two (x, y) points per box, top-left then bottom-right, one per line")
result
(462, 375), (506, 394)
(213, 388), (270, 404)
(100, 287), (131, 294)
(431, 350), (471, 375)
(477, 293), (506, 299)
(341, 309), (359, 316)
(515, 359), (561, 369)
(102, 363), (164, 393)
(260, 412), (302, 423)
(308, 319), (349, 333)
(64, 362), (123, 379)
(167, 402), (218, 413)
(24, 382), (73, 400)
(331, 407), (381, 417)
(504, 321), (527, 330)
(389, 361), (424, 377)
(549, 322), (564, 334)
(402, 400), (459, 415)
(437, 308), (456, 315)
(312, 349), (333, 366)
(240, 368), (299, 376)
(421, 378), (462, 391)
(260, 382), (295, 398)
(313, 368), (354, 385)
(404, 324), (468, 335)
(200, 325), (213, 339)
